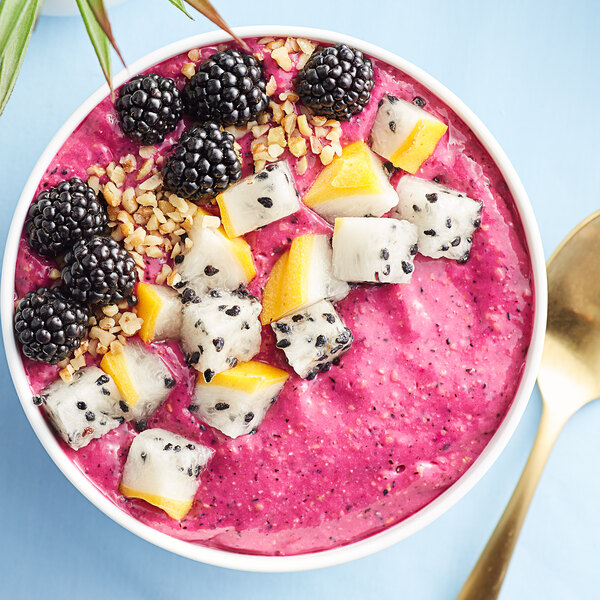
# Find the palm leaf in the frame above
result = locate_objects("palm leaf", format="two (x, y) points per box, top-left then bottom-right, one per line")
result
(183, 0), (249, 51)
(76, 0), (113, 95)
(86, 0), (126, 67)
(0, 0), (43, 116)
(168, 0), (194, 19)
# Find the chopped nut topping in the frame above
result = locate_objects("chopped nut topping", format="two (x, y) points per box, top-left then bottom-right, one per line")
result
(109, 340), (124, 354)
(158, 219), (176, 234)
(87, 176), (100, 194)
(87, 338), (98, 357)
(181, 62), (196, 79)
(59, 365), (74, 383)
(136, 192), (157, 207)
(279, 91), (299, 103)
(225, 123), (255, 139)
(288, 135), (307, 158)
(125, 227), (146, 248)
(282, 99), (295, 115)
(153, 207), (167, 224)
(187, 48), (201, 61)
(121, 187), (137, 213)
(87, 164), (106, 177)
(285, 37), (300, 53)
(326, 127), (342, 141)
(271, 46), (293, 71)
(268, 126), (287, 148)
(96, 343), (109, 355)
(166, 270), (181, 287)
(320, 145), (335, 165)
(145, 245), (163, 258)
(270, 101), (284, 123)
(296, 52), (310, 70)
(101, 304), (119, 317)
(266, 39), (285, 50)
(155, 264), (172, 285)
(252, 124), (270, 138)
(107, 163), (126, 187)
(120, 154), (137, 173)
(297, 38), (316, 55)
(297, 114), (312, 137)
(168, 194), (188, 213)
(136, 158), (154, 180)
(146, 214), (159, 231)
(90, 326), (116, 348)
(282, 113), (297, 136)
(103, 182), (122, 207)
(310, 136), (323, 154)
(139, 146), (157, 159)
(266, 75), (277, 96)
(268, 143), (285, 158)
(295, 155), (308, 175)
(139, 174), (162, 191)
(99, 317), (116, 331)
(120, 312), (143, 336)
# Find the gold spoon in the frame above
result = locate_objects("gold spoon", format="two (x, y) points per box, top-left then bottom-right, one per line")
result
(457, 210), (600, 600)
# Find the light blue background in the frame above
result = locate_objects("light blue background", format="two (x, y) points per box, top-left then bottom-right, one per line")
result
(1, 1), (599, 598)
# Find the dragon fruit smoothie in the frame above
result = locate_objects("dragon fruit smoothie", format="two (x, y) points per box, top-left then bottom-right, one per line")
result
(13, 37), (533, 555)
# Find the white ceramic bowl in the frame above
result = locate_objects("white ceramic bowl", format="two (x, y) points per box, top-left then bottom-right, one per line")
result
(1, 26), (547, 572)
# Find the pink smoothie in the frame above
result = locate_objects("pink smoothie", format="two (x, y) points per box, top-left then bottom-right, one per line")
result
(14, 37), (534, 555)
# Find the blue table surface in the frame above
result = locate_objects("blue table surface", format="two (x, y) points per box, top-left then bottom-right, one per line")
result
(1, 1), (599, 598)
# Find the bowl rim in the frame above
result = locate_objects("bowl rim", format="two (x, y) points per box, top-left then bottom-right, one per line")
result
(1, 25), (547, 572)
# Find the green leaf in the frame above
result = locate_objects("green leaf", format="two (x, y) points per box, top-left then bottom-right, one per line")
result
(182, 0), (249, 51)
(76, 0), (113, 95)
(0, 0), (43, 116)
(86, 0), (126, 67)
(167, 0), (194, 19)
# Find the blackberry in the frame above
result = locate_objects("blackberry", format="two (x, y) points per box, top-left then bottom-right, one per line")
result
(14, 287), (89, 364)
(116, 73), (183, 144)
(62, 236), (138, 305)
(162, 122), (241, 200)
(183, 49), (268, 127)
(26, 177), (107, 256)
(294, 43), (374, 121)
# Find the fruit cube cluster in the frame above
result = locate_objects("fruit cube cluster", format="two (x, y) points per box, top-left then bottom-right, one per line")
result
(16, 37), (484, 523)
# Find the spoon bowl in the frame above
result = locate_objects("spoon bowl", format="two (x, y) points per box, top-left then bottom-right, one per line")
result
(458, 210), (600, 599)
(540, 210), (600, 412)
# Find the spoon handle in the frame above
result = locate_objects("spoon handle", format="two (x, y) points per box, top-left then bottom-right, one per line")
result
(456, 404), (565, 600)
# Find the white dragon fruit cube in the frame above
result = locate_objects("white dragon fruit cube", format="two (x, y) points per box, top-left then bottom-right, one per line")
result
(181, 288), (262, 383)
(394, 175), (483, 263)
(177, 211), (256, 293)
(332, 217), (419, 284)
(120, 428), (213, 521)
(216, 161), (301, 237)
(271, 300), (353, 380)
(189, 361), (289, 438)
(100, 340), (175, 423)
(137, 282), (183, 343)
(369, 95), (448, 174)
(38, 366), (127, 450)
